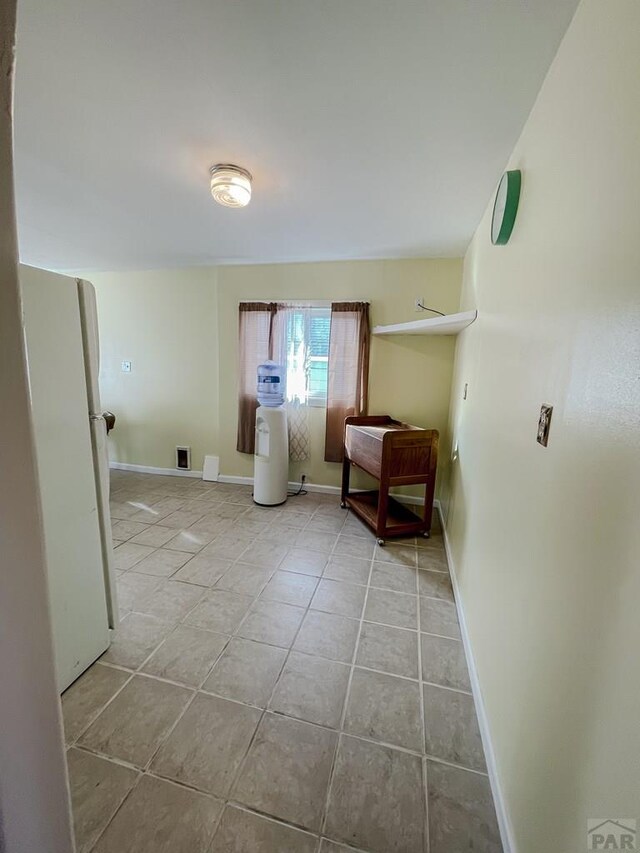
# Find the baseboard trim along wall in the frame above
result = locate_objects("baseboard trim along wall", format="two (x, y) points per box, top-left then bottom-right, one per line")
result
(437, 504), (516, 853)
(108, 462), (426, 506)
(217, 474), (425, 507)
(109, 462), (203, 479)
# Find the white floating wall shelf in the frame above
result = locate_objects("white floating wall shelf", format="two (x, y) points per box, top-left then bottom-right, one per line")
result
(372, 309), (477, 337)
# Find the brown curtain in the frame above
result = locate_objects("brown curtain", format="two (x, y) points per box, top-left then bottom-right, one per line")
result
(237, 302), (278, 454)
(324, 302), (370, 462)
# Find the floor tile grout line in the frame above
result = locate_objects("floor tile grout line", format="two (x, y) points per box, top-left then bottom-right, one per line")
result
(422, 755), (431, 853)
(117, 488), (387, 566)
(423, 753), (491, 777)
(319, 728), (344, 841)
(143, 768), (227, 801)
(85, 765), (146, 853)
(175, 503), (347, 819)
(143, 767), (231, 797)
(317, 839), (372, 853)
(115, 492), (263, 573)
(70, 742), (142, 774)
(91, 573), (229, 788)
(173, 494), (330, 599)
(121, 513), (286, 625)
(100, 481), (464, 848)
(136, 631), (234, 693)
(97, 660), (135, 674)
(319, 519), (376, 840)
(217, 507), (348, 826)
(123, 598), (460, 647)
(217, 800), (324, 846)
(73, 701), (491, 780)
(421, 678), (473, 696)
(139, 683), (200, 775)
(119, 547), (450, 586)
(198, 684), (266, 809)
(78, 667), (474, 763)
(119, 509), (301, 681)
(222, 798), (324, 840)
(231, 499), (346, 649)
(67, 668), (136, 748)
(316, 516), (444, 845)
(416, 531), (430, 853)
(182, 688), (428, 755)
(419, 627), (463, 642)
(111, 497), (457, 688)
(122, 496), (340, 667)
(114, 495), (449, 644)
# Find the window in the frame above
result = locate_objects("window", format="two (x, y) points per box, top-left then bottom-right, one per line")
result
(236, 300), (370, 457)
(283, 305), (331, 406)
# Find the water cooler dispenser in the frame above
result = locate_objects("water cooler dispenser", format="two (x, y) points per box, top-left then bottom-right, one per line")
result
(254, 361), (288, 506)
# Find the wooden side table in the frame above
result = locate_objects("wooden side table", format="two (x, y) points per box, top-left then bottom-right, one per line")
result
(340, 415), (439, 544)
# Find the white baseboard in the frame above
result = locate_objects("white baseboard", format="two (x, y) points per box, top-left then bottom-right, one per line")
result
(218, 474), (343, 496)
(109, 461), (203, 479)
(109, 463), (430, 507)
(436, 503), (515, 853)
(216, 474), (253, 487)
(218, 474), (426, 506)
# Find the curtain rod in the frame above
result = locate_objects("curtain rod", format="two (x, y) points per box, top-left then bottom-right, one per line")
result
(238, 299), (332, 307)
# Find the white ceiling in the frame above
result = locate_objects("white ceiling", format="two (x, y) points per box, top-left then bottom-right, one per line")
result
(14, 0), (578, 272)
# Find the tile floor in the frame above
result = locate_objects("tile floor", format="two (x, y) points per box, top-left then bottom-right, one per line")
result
(63, 470), (502, 853)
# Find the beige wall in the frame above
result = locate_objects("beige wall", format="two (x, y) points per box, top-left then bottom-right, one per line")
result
(217, 259), (461, 493)
(92, 258), (462, 496)
(442, 1), (640, 850)
(91, 267), (218, 471)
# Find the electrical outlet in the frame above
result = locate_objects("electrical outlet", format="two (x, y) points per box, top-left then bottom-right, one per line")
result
(414, 297), (424, 312)
(537, 404), (553, 447)
(121, 360), (132, 373)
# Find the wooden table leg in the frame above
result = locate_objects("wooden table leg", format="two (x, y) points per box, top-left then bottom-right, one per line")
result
(376, 483), (389, 544)
(423, 477), (435, 537)
(340, 455), (351, 508)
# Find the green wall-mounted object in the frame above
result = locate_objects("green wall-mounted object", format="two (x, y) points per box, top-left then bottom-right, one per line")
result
(491, 169), (522, 245)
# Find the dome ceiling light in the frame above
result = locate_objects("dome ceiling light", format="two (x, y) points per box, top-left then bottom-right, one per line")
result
(209, 164), (252, 208)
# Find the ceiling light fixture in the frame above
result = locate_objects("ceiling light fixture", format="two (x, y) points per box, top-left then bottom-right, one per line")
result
(209, 164), (252, 208)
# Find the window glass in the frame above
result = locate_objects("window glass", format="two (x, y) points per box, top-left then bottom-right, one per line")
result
(284, 307), (330, 405)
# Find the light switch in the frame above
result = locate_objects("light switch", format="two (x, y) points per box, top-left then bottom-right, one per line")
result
(537, 404), (553, 447)
(121, 360), (132, 373)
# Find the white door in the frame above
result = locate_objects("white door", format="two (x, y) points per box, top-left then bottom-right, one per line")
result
(20, 265), (110, 691)
(77, 279), (119, 628)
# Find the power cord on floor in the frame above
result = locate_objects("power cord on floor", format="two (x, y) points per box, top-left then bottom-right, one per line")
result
(287, 474), (307, 497)
(250, 474), (307, 502)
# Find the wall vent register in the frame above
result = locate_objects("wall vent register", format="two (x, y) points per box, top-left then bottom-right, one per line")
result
(176, 446), (191, 470)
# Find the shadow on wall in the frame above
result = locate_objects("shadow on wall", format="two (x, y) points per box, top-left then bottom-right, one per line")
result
(443, 425), (622, 851)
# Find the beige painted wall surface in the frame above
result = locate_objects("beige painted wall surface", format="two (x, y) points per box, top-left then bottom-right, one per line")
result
(216, 258), (462, 492)
(442, 1), (640, 850)
(92, 258), (462, 495)
(91, 267), (218, 471)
